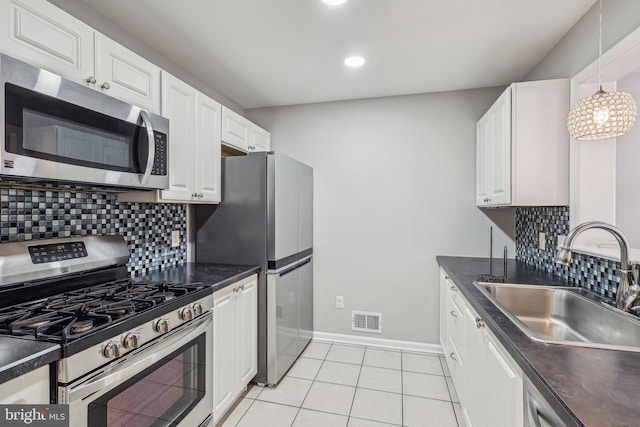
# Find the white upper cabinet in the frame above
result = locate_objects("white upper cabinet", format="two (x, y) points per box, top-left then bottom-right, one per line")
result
(250, 124), (271, 152)
(476, 79), (569, 207)
(194, 92), (222, 203)
(222, 106), (271, 152)
(161, 73), (196, 201)
(160, 72), (221, 203)
(0, 0), (161, 114)
(0, 0), (94, 83)
(94, 33), (161, 113)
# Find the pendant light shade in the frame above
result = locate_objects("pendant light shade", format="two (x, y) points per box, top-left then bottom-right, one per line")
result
(567, 89), (637, 140)
(567, 0), (638, 141)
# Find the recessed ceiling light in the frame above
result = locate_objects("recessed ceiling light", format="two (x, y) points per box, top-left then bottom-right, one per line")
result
(344, 56), (365, 68)
(323, 0), (347, 5)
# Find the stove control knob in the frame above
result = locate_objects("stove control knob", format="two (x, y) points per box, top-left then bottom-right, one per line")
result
(191, 303), (204, 316)
(123, 333), (141, 349)
(154, 318), (170, 333)
(179, 307), (194, 321)
(103, 341), (121, 358)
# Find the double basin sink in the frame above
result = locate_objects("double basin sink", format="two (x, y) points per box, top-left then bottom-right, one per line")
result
(475, 282), (640, 352)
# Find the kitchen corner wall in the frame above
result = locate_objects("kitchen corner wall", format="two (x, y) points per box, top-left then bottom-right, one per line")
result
(516, 207), (621, 299)
(246, 88), (515, 345)
(0, 188), (187, 276)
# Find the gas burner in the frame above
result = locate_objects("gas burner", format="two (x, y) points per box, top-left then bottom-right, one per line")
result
(70, 319), (94, 334)
(24, 319), (50, 330)
(151, 291), (175, 303)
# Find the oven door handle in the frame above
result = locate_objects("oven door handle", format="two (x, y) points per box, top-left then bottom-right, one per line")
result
(68, 311), (211, 401)
(139, 109), (156, 186)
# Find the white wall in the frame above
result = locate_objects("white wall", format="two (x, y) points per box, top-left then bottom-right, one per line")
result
(247, 88), (513, 344)
(616, 68), (640, 247)
(525, 0), (640, 81)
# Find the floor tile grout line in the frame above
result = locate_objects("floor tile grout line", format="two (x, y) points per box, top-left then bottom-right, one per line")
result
(229, 396), (256, 427)
(400, 349), (404, 427)
(346, 344), (364, 423)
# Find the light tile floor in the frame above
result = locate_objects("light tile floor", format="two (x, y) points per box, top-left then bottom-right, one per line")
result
(219, 341), (463, 427)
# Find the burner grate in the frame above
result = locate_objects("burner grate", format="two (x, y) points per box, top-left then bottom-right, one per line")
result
(0, 280), (204, 343)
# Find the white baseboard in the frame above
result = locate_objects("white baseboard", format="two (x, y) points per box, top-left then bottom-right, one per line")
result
(312, 331), (443, 354)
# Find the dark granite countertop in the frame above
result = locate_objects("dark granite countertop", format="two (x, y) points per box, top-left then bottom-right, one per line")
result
(0, 337), (60, 384)
(437, 256), (640, 427)
(139, 263), (261, 293)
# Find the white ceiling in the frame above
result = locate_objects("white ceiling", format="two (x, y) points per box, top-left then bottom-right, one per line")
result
(75, 0), (596, 109)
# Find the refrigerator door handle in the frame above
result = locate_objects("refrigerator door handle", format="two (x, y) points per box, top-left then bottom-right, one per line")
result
(272, 256), (312, 277)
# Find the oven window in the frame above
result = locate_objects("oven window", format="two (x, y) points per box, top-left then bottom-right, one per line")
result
(87, 333), (206, 427)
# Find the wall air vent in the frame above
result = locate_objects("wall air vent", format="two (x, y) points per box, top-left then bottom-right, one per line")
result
(352, 311), (382, 333)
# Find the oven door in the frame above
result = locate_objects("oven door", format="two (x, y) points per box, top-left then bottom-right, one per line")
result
(0, 53), (168, 189)
(62, 312), (212, 427)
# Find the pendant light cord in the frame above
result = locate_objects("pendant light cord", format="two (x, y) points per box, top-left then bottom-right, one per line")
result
(598, 0), (603, 91)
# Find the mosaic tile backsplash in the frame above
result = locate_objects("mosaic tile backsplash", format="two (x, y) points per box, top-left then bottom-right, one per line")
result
(0, 188), (187, 277)
(515, 206), (621, 299)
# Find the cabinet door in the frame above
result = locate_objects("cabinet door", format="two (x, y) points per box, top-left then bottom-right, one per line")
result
(439, 269), (449, 350)
(489, 88), (512, 205)
(0, 365), (49, 404)
(213, 287), (237, 425)
(236, 276), (258, 386)
(195, 92), (222, 203)
(483, 333), (523, 427)
(251, 125), (271, 152)
(161, 72), (196, 201)
(94, 33), (161, 114)
(0, 0), (94, 84)
(462, 304), (486, 427)
(476, 113), (490, 206)
(221, 106), (251, 151)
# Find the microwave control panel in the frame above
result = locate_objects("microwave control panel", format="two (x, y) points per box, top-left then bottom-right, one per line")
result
(152, 132), (167, 176)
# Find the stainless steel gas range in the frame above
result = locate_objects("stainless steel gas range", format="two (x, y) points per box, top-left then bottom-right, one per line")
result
(0, 235), (213, 427)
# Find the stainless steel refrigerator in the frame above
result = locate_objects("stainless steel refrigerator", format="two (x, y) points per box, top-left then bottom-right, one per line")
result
(195, 152), (313, 386)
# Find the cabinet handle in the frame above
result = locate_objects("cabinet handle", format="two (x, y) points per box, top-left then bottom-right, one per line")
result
(233, 287), (239, 293)
(475, 317), (485, 329)
(449, 310), (458, 318)
(449, 286), (457, 292)
(449, 352), (457, 361)
(198, 193), (204, 198)
(101, 82), (111, 90)
(86, 76), (97, 84)
(192, 193), (198, 198)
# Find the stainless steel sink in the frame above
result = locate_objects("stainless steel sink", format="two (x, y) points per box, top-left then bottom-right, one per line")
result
(475, 282), (640, 352)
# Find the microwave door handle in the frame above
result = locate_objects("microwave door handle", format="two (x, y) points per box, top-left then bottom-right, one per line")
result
(139, 110), (156, 186)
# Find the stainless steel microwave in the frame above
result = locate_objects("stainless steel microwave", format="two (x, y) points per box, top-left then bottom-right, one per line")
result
(0, 54), (169, 190)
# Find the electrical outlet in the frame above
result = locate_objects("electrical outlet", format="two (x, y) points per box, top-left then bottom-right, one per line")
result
(171, 230), (180, 248)
(539, 232), (546, 250)
(336, 296), (344, 309)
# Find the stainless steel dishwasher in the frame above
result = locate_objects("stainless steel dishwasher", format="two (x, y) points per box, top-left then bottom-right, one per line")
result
(524, 377), (568, 427)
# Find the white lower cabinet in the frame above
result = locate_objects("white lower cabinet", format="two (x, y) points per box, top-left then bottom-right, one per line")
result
(0, 365), (49, 404)
(212, 274), (257, 424)
(439, 267), (523, 427)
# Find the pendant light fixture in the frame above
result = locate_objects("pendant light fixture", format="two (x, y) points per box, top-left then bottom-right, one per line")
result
(567, 0), (638, 140)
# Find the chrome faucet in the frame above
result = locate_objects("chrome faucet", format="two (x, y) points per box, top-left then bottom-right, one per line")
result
(557, 221), (640, 312)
